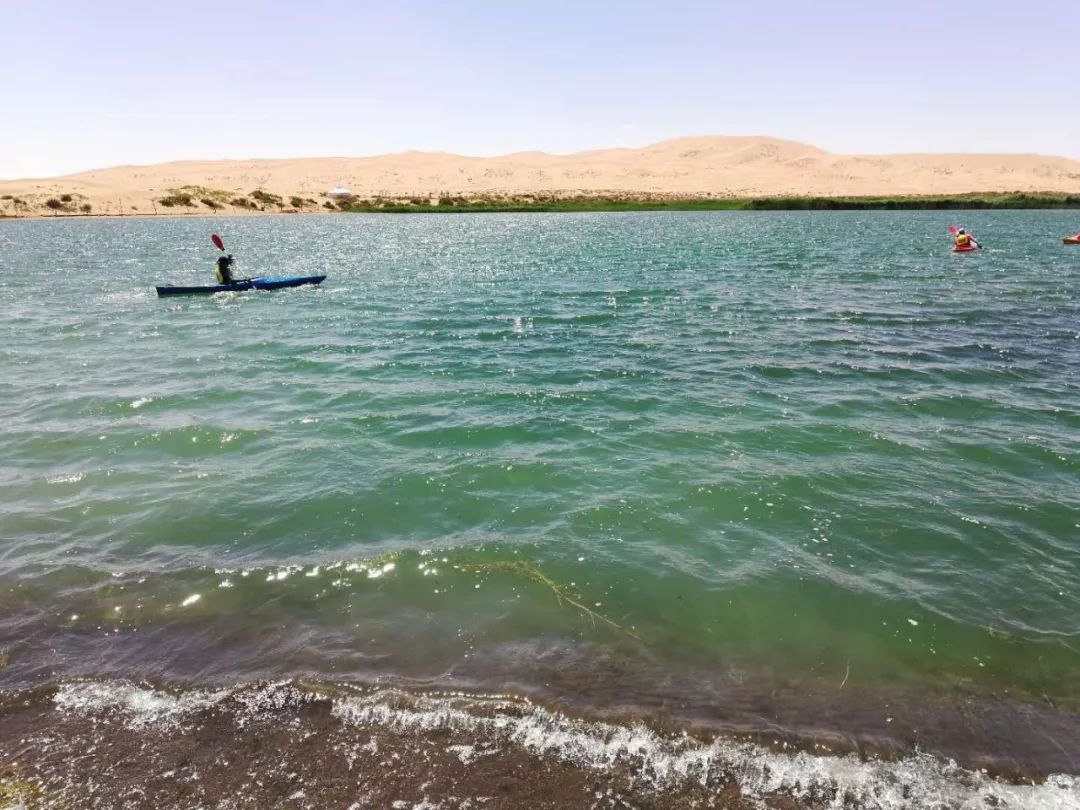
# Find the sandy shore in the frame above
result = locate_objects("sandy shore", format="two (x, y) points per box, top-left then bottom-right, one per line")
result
(2, 136), (1079, 218)
(4, 679), (1073, 809)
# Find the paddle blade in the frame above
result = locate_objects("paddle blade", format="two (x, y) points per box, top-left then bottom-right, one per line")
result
(212, 234), (225, 251)
(948, 226), (958, 234)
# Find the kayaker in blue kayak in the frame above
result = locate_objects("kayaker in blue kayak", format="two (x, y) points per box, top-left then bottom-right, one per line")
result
(215, 254), (237, 284)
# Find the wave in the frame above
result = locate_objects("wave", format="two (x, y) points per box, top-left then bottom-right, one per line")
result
(2, 679), (1067, 809)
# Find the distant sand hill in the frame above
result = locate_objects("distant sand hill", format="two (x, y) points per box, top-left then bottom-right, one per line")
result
(2, 136), (1079, 217)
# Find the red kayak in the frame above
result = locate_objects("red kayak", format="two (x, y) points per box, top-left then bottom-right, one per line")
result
(1064, 236), (1080, 245)
(948, 226), (979, 252)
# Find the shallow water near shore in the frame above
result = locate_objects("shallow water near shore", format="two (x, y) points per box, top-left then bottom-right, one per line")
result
(1, 211), (1079, 807)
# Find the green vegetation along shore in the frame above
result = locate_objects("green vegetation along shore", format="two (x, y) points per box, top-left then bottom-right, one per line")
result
(5, 190), (1080, 219)
(340, 192), (1080, 213)
(282, 190), (1080, 214)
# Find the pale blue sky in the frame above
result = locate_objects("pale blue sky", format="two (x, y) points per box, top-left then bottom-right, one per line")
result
(3, 0), (1078, 178)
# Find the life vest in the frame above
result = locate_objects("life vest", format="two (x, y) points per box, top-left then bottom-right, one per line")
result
(215, 256), (233, 283)
(955, 233), (971, 247)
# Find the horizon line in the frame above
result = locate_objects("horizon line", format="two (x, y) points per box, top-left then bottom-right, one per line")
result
(5, 134), (1079, 184)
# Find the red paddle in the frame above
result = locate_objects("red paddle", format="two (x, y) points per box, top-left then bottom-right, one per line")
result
(209, 232), (250, 283)
(948, 226), (958, 235)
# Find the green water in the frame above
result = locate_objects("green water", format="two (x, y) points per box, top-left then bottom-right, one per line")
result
(1, 212), (1078, 762)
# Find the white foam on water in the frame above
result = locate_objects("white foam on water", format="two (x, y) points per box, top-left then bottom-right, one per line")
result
(54, 681), (227, 730)
(130, 397), (152, 409)
(229, 680), (314, 728)
(331, 689), (1080, 810)
(49, 681), (1080, 809)
(45, 472), (84, 484)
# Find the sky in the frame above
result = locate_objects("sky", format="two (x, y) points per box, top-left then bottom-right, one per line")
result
(3, 0), (1078, 178)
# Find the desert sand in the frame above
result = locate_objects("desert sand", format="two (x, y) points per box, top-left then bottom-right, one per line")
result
(2, 136), (1079, 217)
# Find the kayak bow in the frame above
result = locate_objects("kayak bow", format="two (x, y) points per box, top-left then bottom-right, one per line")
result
(156, 275), (326, 297)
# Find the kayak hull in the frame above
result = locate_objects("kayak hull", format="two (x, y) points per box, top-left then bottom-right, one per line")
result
(952, 245), (977, 253)
(1064, 237), (1080, 245)
(156, 275), (326, 297)
(251, 275), (327, 291)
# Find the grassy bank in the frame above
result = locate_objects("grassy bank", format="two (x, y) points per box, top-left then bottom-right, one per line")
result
(5, 192), (1080, 220)
(335, 192), (1080, 213)
(744, 193), (1080, 210)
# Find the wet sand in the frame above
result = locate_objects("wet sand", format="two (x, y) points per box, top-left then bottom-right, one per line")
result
(1, 680), (1076, 810)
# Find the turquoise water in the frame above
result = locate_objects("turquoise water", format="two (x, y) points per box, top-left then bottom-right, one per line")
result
(1, 212), (1079, 773)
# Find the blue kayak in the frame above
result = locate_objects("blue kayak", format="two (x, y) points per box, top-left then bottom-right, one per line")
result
(156, 275), (326, 297)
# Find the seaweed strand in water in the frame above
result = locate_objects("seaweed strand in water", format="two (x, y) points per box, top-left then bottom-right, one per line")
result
(0, 763), (40, 806)
(457, 560), (641, 641)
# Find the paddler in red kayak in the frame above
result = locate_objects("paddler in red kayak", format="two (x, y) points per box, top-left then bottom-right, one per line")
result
(953, 229), (980, 251)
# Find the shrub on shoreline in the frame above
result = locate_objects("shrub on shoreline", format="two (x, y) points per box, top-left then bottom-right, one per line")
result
(251, 189), (283, 208)
(158, 192), (194, 208)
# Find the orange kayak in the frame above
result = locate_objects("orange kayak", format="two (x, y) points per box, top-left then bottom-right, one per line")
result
(1064, 236), (1080, 245)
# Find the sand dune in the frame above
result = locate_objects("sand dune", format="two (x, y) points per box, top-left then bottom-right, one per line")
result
(2, 136), (1079, 216)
